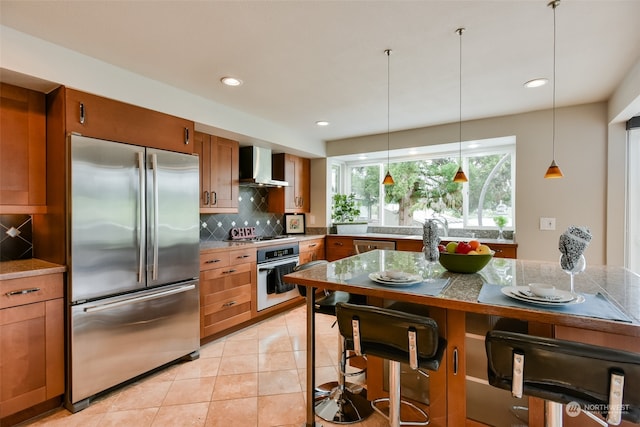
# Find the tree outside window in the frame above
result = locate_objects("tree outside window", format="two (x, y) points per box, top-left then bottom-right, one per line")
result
(342, 142), (514, 230)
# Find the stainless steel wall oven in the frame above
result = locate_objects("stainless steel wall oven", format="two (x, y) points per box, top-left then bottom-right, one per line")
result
(256, 243), (300, 311)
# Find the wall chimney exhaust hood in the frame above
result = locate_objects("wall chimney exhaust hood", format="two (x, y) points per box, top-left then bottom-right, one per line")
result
(239, 146), (289, 187)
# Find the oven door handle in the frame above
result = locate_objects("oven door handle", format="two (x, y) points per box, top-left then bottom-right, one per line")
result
(259, 267), (275, 273)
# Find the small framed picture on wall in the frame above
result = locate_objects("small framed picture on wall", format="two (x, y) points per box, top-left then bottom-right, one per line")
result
(284, 213), (306, 235)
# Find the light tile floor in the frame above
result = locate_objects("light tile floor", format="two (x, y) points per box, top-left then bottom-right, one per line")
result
(19, 305), (387, 427)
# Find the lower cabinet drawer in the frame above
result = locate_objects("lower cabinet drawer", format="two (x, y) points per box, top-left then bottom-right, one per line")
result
(201, 283), (252, 339)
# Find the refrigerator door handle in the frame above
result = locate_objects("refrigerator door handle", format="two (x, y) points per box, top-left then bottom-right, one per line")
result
(137, 152), (146, 283)
(151, 152), (160, 281)
(83, 284), (196, 313)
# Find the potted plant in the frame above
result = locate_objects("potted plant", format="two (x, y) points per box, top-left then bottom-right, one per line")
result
(332, 193), (368, 234)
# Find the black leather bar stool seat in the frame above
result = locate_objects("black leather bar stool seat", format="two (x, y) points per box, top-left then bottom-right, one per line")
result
(485, 330), (640, 426)
(294, 261), (373, 424)
(336, 302), (447, 427)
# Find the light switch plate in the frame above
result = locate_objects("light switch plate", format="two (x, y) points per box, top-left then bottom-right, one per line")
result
(540, 217), (556, 230)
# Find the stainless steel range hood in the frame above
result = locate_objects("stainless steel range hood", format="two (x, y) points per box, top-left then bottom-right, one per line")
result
(239, 146), (289, 187)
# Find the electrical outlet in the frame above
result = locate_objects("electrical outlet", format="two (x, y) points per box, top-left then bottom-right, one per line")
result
(540, 217), (556, 231)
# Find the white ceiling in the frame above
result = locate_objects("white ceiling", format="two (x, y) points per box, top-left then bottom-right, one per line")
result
(2, 0), (639, 145)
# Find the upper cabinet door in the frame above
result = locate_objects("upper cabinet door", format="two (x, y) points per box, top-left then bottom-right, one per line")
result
(195, 131), (239, 214)
(269, 153), (310, 213)
(0, 83), (46, 213)
(64, 88), (194, 154)
(211, 137), (239, 211)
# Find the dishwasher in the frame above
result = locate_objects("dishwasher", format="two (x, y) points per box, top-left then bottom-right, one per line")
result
(353, 239), (396, 254)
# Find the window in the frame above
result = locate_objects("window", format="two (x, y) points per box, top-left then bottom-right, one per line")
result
(333, 137), (515, 231)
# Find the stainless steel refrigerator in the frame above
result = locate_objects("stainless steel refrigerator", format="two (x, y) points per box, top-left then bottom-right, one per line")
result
(66, 134), (200, 412)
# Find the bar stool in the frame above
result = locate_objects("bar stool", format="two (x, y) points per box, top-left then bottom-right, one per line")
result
(485, 330), (640, 426)
(294, 261), (373, 424)
(335, 302), (446, 427)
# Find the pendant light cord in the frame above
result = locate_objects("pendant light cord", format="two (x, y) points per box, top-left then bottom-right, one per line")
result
(386, 49), (391, 171)
(552, 1), (557, 161)
(457, 28), (464, 165)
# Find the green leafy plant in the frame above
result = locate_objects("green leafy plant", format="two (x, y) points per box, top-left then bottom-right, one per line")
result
(494, 215), (508, 229)
(331, 193), (362, 223)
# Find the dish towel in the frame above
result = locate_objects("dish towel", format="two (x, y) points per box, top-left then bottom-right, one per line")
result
(559, 225), (592, 270)
(423, 219), (441, 262)
(267, 262), (297, 294)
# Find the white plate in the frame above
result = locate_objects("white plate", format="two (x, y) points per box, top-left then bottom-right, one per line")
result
(369, 272), (423, 287)
(501, 286), (585, 306)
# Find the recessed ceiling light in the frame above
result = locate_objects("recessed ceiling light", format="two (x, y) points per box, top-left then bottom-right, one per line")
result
(524, 78), (548, 88)
(221, 76), (243, 87)
(315, 121), (330, 126)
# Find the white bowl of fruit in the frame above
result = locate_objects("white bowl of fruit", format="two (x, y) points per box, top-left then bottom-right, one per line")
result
(437, 240), (493, 273)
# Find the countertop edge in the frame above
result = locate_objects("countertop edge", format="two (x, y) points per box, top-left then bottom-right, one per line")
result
(0, 259), (67, 281)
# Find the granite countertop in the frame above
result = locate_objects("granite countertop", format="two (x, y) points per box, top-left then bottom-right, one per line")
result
(0, 259), (67, 281)
(284, 250), (640, 336)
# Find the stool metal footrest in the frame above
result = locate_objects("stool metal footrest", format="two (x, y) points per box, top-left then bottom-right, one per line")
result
(315, 387), (374, 424)
(371, 397), (430, 426)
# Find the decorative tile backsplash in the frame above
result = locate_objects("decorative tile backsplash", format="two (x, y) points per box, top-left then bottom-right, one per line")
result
(200, 187), (284, 242)
(0, 214), (33, 261)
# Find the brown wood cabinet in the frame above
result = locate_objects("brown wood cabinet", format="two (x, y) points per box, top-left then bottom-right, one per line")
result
(62, 87), (194, 154)
(0, 273), (64, 419)
(0, 83), (46, 214)
(194, 131), (239, 213)
(268, 153), (310, 213)
(325, 235), (356, 261)
(299, 238), (325, 264)
(200, 247), (256, 339)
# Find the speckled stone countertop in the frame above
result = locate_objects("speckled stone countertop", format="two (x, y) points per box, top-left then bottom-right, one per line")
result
(0, 259), (66, 280)
(285, 249), (640, 336)
(200, 234), (325, 252)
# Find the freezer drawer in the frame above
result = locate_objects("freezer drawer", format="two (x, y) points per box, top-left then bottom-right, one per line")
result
(67, 281), (199, 410)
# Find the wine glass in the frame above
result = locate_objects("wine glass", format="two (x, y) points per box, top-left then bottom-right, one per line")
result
(560, 254), (586, 295)
(422, 246), (440, 281)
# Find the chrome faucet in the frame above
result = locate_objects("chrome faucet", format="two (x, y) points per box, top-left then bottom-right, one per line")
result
(430, 217), (449, 237)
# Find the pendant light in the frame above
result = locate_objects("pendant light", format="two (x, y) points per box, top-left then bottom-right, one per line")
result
(382, 49), (395, 185)
(544, 0), (564, 179)
(453, 28), (468, 183)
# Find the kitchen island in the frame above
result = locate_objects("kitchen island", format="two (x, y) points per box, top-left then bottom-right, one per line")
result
(284, 250), (640, 427)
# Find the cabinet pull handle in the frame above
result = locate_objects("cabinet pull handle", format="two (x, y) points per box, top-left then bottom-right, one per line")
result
(223, 269), (237, 274)
(308, 243), (317, 248)
(222, 300), (236, 307)
(212, 192), (217, 205)
(236, 255), (250, 259)
(6, 287), (41, 296)
(204, 259), (221, 264)
(204, 191), (210, 205)
(335, 242), (344, 246)
(184, 127), (190, 145)
(79, 102), (85, 124)
(453, 347), (459, 375)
